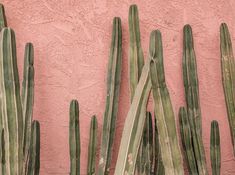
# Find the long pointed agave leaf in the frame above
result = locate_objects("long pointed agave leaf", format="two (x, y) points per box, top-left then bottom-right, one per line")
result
(183, 24), (208, 174)
(0, 27), (24, 175)
(210, 120), (220, 175)
(98, 17), (122, 175)
(154, 117), (164, 175)
(129, 4), (144, 102)
(114, 58), (151, 175)
(0, 4), (7, 30)
(150, 30), (184, 175)
(179, 107), (197, 174)
(138, 112), (153, 175)
(220, 23), (235, 156)
(22, 43), (34, 170)
(26, 120), (40, 175)
(69, 100), (80, 175)
(87, 115), (98, 175)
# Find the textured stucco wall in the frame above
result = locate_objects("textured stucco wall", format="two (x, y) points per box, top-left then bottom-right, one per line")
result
(1, 0), (235, 174)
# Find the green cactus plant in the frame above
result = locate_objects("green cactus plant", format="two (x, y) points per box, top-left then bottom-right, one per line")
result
(98, 17), (122, 175)
(182, 24), (208, 175)
(0, 4), (7, 30)
(210, 120), (220, 175)
(26, 121), (40, 175)
(137, 112), (154, 175)
(154, 117), (164, 175)
(128, 4), (144, 102)
(87, 115), (98, 175)
(179, 107), (197, 174)
(220, 23), (235, 156)
(149, 30), (184, 175)
(69, 100), (80, 175)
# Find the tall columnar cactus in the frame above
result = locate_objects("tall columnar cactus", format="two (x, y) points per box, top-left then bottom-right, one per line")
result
(26, 120), (40, 175)
(137, 112), (154, 175)
(98, 17), (122, 175)
(182, 24), (208, 174)
(210, 120), (220, 175)
(154, 118), (164, 175)
(114, 53), (151, 174)
(129, 4), (144, 102)
(69, 100), (80, 175)
(149, 30), (184, 175)
(87, 115), (98, 175)
(179, 107), (197, 174)
(220, 23), (235, 156)
(0, 27), (24, 175)
(22, 43), (34, 173)
(0, 4), (7, 30)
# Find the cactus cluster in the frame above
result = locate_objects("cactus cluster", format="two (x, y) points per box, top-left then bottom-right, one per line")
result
(0, 4), (40, 175)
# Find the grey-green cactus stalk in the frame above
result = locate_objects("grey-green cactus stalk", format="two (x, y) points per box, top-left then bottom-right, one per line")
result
(0, 27), (24, 175)
(26, 120), (40, 175)
(210, 120), (220, 175)
(22, 43), (34, 173)
(69, 100), (80, 175)
(114, 58), (151, 174)
(154, 117), (164, 175)
(179, 107), (197, 174)
(129, 4), (144, 102)
(220, 23), (235, 156)
(149, 30), (184, 175)
(87, 115), (98, 175)
(136, 112), (153, 175)
(182, 24), (208, 175)
(0, 4), (7, 30)
(98, 17), (122, 175)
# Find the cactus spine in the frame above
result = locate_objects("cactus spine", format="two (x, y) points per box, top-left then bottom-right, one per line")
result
(220, 23), (235, 156)
(210, 120), (220, 175)
(26, 120), (40, 175)
(69, 100), (80, 175)
(179, 107), (197, 174)
(87, 115), (98, 175)
(149, 30), (184, 175)
(129, 4), (144, 102)
(98, 17), (122, 175)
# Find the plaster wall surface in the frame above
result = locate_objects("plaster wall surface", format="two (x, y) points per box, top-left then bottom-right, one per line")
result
(1, 0), (235, 174)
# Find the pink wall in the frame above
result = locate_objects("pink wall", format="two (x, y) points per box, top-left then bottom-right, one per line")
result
(1, 0), (235, 174)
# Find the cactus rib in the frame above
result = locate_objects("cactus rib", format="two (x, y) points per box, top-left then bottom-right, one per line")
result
(98, 17), (122, 175)
(129, 4), (144, 102)
(87, 115), (98, 175)
(220, 23), (235, 156)
(0, 27), (24, 175)
(26, 120), (40, 175)
(182, 24), (208, 174)
(149, 30), (184, 175)
(69, 100), (80, 175)
(210, 120), (220, 175)
(179, 107), (197, 174)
